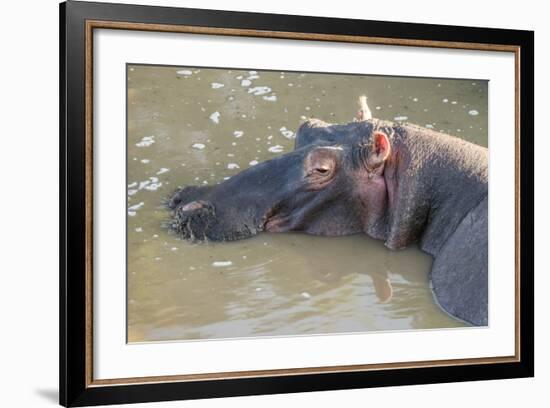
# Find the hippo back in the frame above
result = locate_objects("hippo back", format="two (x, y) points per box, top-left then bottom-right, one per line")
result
(430, 196), (488, 326)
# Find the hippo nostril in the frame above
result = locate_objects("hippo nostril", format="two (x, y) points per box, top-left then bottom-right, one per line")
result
(179, 200), (204, 212)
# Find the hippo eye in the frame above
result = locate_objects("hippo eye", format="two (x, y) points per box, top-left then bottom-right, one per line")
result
(315, 167), (330, 175)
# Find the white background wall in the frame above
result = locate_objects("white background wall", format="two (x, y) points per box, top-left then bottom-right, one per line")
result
(0, 0), (546, 407)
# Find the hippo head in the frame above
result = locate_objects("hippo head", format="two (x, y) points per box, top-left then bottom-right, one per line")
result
(168, 97), (393, 242)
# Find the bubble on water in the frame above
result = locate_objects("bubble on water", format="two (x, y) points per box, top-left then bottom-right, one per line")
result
(241, 79), (252, 87)
(263, 95), (277, 102)
(191, 143), (206, 151)
(135, 227), (143, 232)
(247, 75), (259, 80)
(425, 124), (434, 129)
(305, 106), (311, 111)
(442, 98), (449, 103)
(249, 160), (259, 166)
(140, 159), (150, 164)
(301, 292), (311, 299)
(128, 182), (137, 188)
(128, 202), (144, 217)
(394, 116), (408, 121)
(156, 167), (169, 175)
(136, 135), (155, 147)
(211, 82), (224, 89)
(176, 69), (192, 76)
(451, 101), (457, 105)
(468, 110), (479, 116)
(288, 83), (294, 87)
(227, 153), (235, 157)
(138, 180), (150, 190)
(212, 261), (233, 267)
(375, 106), (381, 110)
(227, 163), (240, 170)
(231, 142), (237, 146)
(154, 257), (162, 261)
(268, 145), (284, 153)
(279, 127), (295, 139)
(236, 75), (243, 80)
(223, 177), (230, 180)
(128, 189), (138, 196)
(144, 180), (162, 191)
(413, 97), (418, 102)
(209, 111), (220, 124)
(248, 86), (271, 96)
(171, 247), (178, 251)
(233, 130), (244, 138)
(255, 287), (262, 291)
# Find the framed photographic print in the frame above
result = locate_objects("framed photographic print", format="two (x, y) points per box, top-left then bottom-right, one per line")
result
(59, 1), (534, 406)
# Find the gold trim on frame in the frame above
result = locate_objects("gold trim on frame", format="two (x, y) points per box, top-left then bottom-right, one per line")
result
(84, 20), (522, 388)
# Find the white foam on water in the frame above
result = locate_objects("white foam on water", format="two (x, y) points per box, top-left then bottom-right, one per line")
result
(156, 167), (170, 175)
(268, 145), (284, 153)
(249, 71), (257, 75)
(442, 98), (449, 103)
(375, 106), (382, 110)
(176, 69), (192, 76)
(227, 163), (240, 170)
(212, 261), (233, 267)
(128, 189), (138, 196)
(128, 182), (137, 188)
(468, 110), (479, 116)
(135, 135), (155, 147)
(233, 130), (244, 138)
(128, 202), (144, 211)
(138, 180), (150, 190)
(425, 124), (434, 129)
(451, 101), (458, 105)
(394, 116), (408, 121)
(223, 177), (230, 180)
(263, 95), (277, 102)
(247, 75), (259, 80)
(135, 227), (143, 232)
(227, 153), (235, 157)
(211, 82), (225, 89)
(140, 159), (150, 164)
(249, 160), (259, 166)
(209, 111), (220, 124)
(248, 86), (271, 96)
(279, 127), (295, 139)
(144, 181), (162, 191)
(301, 292), (311, 299)
(241, 79), (252, 87)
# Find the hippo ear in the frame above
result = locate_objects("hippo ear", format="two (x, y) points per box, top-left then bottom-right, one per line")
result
(367, 131), (391, 170)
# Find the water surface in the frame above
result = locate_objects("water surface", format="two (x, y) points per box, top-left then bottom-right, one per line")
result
(126, 65), (488, 342)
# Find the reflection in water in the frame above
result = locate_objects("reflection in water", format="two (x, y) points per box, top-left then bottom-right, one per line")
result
(126, 65), (487, 342)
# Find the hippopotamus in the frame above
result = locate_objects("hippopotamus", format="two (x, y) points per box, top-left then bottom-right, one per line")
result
(167, 96), (488, 326)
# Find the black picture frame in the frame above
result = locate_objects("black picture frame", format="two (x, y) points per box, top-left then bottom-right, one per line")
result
(60, 1), (534, 406)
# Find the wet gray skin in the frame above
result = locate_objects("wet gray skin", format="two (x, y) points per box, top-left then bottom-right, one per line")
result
(128, 65), (487, 341)
(168, 107), (488, 326)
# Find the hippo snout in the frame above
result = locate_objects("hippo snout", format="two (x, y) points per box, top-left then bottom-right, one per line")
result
(171, 200), (217, 241)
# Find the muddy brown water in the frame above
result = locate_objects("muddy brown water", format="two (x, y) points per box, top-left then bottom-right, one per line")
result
(126, 65), (488, 342)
